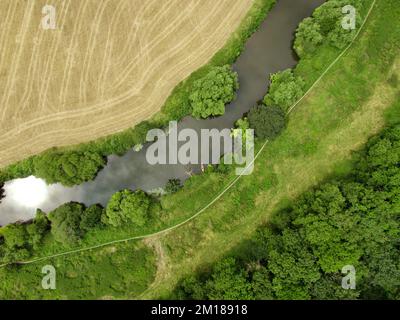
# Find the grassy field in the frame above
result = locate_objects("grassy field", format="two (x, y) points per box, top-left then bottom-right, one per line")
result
(138, 0), (400, 298)
(0, 0), (253, 168)
(0, 241), (156, 299)
(0, 0), (276, 300)
(1, 0), (399, 299)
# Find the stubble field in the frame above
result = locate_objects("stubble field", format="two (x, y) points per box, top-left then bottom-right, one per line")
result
(0, 0), (253, 168)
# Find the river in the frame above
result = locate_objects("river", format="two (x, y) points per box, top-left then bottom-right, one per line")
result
(0, 0), (325, 226)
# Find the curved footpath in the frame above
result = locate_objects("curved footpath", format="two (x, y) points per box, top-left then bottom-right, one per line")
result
(0, 0), (377, 269)
(0, 0), (323, 225)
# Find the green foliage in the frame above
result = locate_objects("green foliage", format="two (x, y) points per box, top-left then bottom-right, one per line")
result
(190, 65), (239, 119)
(165, 179), (182, 194)
(48, 202), (107, 245)
(0, 158), (35, 183)
(1, 223), (31, 262)
(294, 0), (363, 57)
(33, 151), (105, 187)
(180, 258), (253, 300)
(26, 210), (50, 249)
(0, 242), (156, 299)
(2, 224), (28, 249)
(204, 258), (253, 300)
(102, 190), (152, 227)
(48, 203), (86, 244)
(47, 203), (103, 244)
(0, 211), (50, 261)
(177, 125), (400, 300)
(248, 105), (286, 140)
(294, 17), (324, 57)
(80, 205), (104, 232)
(0, 0), (276, 187)
(263, 69), (305, 111)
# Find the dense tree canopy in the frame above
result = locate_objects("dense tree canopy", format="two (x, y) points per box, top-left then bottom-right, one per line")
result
(48, 203), (104, 244)
(190, 65), (239, 119)
(80, 205), (104, 232)
(48, 203), (86, 244)
(178, 125), (400, 300)
(33, 151), (105, 187)
(248, 105), (286, 140)
(1, 223), (31, 262)
(26, 210), (50, 249)
(294, 0), (363, 57)
(0, 210), (50, 262)
(294, 17), (324, 57)
(263, 69), (305, 111)
(102, 190), (152, 227)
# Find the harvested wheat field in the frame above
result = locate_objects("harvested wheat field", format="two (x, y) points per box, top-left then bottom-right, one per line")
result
(0, 0), (253, 168)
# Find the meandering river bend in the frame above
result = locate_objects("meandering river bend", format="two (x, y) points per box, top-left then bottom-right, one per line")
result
(0, 0), (325, 226)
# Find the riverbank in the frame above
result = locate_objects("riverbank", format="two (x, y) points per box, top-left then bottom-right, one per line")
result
(0, 0), (276, 184)
(0, 0), (293, 226)
(139, 0), (400, 298)
(2, 0), (398, 300)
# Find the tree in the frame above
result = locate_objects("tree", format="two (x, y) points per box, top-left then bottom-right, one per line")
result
(2, 223), (28, 249)
(1, 223), (32, 262)
(165, 179), (182, 194)
(313, 0), (362, 49)
(294, 17), (323, 57)
(190, 65), (239, 119)
(263, 69), (305, 110)
(250, 267), (274, 300)
(48, 203), (86, 243)
(80, 205), (104, 231)
(204, 258), (253, 300)
(33, 151), (105, 187)
(266, 229), (321, 300)
(179, 276), (207, 300)
(26, 209), (50, 249)
(177, 125), (400, 300)
(248, 105), (286, 140)
(103, 190), (151, 227)
(294, 0), (363, 55)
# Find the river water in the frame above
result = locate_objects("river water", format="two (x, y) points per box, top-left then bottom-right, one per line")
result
(0, 0), (324, 226)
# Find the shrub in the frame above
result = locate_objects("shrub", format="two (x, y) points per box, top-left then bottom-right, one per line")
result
(1, 223), (32, 262)
(190, 65), (239, 119)
(80, 205), (104, 231)
(178, 125), (400, 300)
(33, 151), (106, 187)
(165, 179), (182, 194)
(263, 69), (305, 111)
(294, 17), (324, 57)
(248, 105), (286, 140)
(48, 203), (86, 244)
(294, 0), (363, 55)
(103, 190), (152, 227)
(26, 210), (50, 249)
(2, 224), (28, 249)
